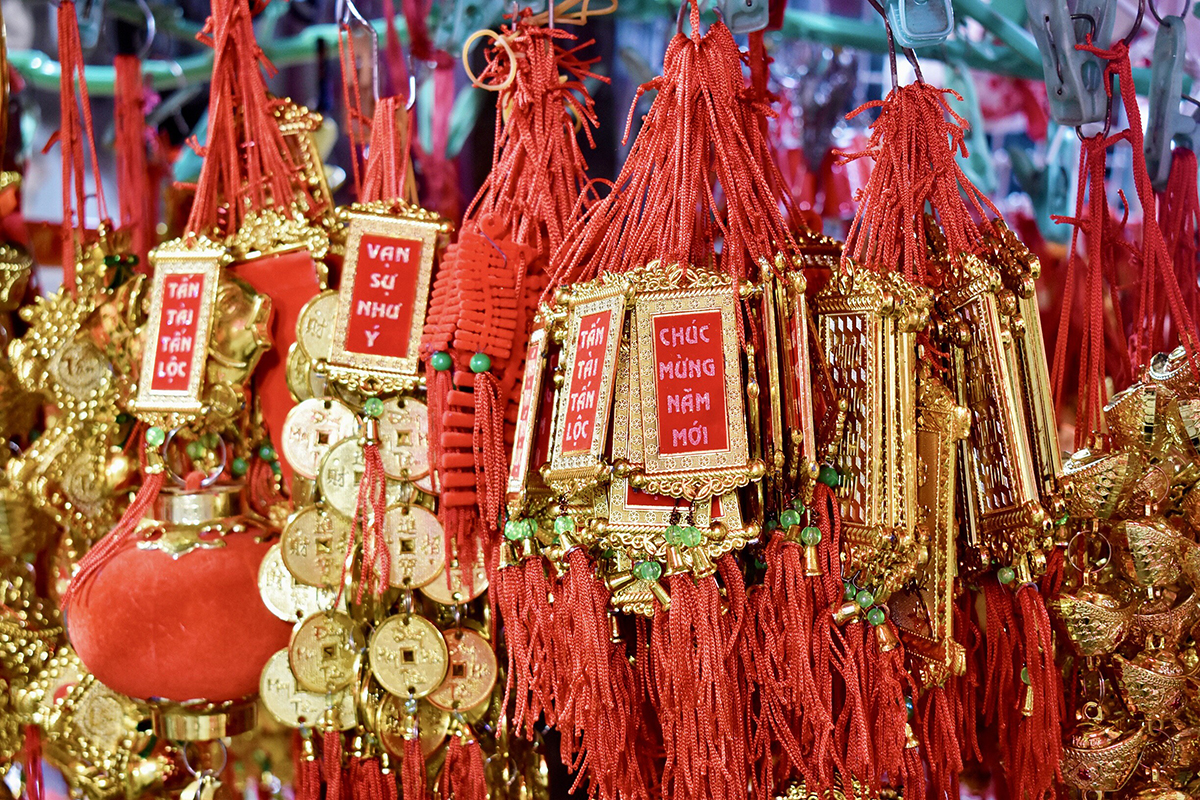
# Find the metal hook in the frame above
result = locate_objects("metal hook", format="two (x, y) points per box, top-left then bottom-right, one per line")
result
(133, 0), (154, 60)
(866, 0), (902, 88)
(1149, 0), (1192, 24)
(548, 0), (555, 28)
(337, 0), (380, 103)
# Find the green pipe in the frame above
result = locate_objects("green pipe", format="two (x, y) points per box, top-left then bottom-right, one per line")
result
(781, 8), (1173, 96)
(8, 15), (407, 95)
(951, 0), (1041, 67)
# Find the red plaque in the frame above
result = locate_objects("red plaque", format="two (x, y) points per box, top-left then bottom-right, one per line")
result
(342, 234), (422, 360)
(561, 309), (613, 454)
(506, 327), (548, 510)
(150, 272), (207, 391)
(651, 310), (730, 456)
(135, 245), (222, 415)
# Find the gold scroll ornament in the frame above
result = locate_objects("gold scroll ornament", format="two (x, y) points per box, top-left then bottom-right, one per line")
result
(815, 264), (931, 605)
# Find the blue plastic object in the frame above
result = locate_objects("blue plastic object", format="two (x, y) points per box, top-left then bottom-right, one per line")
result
(717, 0), (770, 34)
(886, 0), (954, 48)
(1025, 0), (1117, 127)
(1144, 15), (1196, 191)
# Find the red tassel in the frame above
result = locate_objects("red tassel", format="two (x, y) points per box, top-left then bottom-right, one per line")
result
(1010, 586), (1063, 800)
(380, 756), (398, 800)
(954, 591), (983, 765)
(187, 0), (310, 236)
(361, 97), (415, 205)
(54, 1), (109, 290)
(293, 732), (320, 800)
(651, 569), (746, 800)
(401, 734), (426, 800)
(869, 624), (910, 791)
(438, 729), (487, 800)
(323, 730), (343, 800)
(62, 466), (164, 609)
(1159, 149), (1200, 338)
(523, 554), (557, 729)
(496, 557), (531, 728)
(472, 371), (506, 531)
(22, 725), (41, 800)
(348, 440), (389, 602)
(113, 54), (155, 266)
(920, 685), (963, 800)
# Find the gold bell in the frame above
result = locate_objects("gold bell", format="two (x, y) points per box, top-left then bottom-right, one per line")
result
(833, 600), (861, 625)
(664, 544), (688, 577)
(604, 570), (636, 594)
(689, 546), (716, 579)
(804, 542), (823, 577)
(498, 541), (520, 570)
(646, 579), (672, 611)
(875, 621), (900, 652)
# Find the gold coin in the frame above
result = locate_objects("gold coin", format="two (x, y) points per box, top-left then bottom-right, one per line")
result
(289, 611), (364, 694)
(258, 544), (343, 622)
(317, 438), (407, 519)
(426, 628), (498, 713)
(260, 649), (355, 730)
(419, 539), (489, 605)
(376, 694), (448, 759)
(282, 398), (360, 480)
(296, 291), (339, 363)
(280, 506), (352, 589)
(385, 505), (445, 589)
(378, 397), (430, 482)
(286, 344), (314, 403)
(368, 614), (448, 699)
(52, 339), (110, 399)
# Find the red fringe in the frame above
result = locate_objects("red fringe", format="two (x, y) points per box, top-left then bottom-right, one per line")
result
(113, 54), (155, 266)
(921, 685), (963, 800)
(1010, 586), (1063, 800)
(293, 732), (320, 800)
(651, 571), (746, 800)
(401, 736), (426, 800)
(323, 731), (343, 800)
(497, 558), (531, 728)
(438, 731), (487, 800)
(472, 371), (505, 530)
(349, 441), (389, 601)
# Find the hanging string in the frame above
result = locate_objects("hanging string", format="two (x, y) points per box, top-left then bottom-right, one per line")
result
(360, 97), (417, 205)
(337, 23), (369, 200)
(1075, 36), (1200, 377)
(1157, 149), (1200, 347)
(52, 1), (110, 288)
(113, 54), (155, 267)
(839, 81), (999, 284)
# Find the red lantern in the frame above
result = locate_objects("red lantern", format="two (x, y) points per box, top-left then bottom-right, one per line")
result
(66, 487), (290, 713)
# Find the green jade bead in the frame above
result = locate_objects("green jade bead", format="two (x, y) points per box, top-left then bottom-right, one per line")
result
(185, 441), (205, 460)
(634, 561), (662, 582)
(363, 397), (384, 417)
(779, 509), (802, 529)
(866, 607), (886, 626)
(146, 427), (166, 447)
(855, 589), (875, 608)
(231, 457), (248, 477)
(843, 581), (857, 601)
(259, 444), (276, 462)
(430, 352), (452, 371)
(470, 353), (491, 373)
(504, 520), (526, 541)
(664, 524), (684, 545)
(997, 566), (1016, 585)
(800, 525), (821, 546)
(680, 526), (703, 547)
(817, 465), (841, 487)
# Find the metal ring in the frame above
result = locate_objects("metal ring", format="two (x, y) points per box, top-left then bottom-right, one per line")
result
(180, 740), (228, 777)
(1150, 0), (1192, 25)
(162, 428), (228, 488)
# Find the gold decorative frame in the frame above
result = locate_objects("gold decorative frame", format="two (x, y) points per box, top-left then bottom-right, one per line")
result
(632, 279), (751, 498)
(506, 325), (549, 514)
(329, 209), (443, 391)
(607, 343), (711, 540)
(544, 282), (627, 493)
(133, 242), (223, 416)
